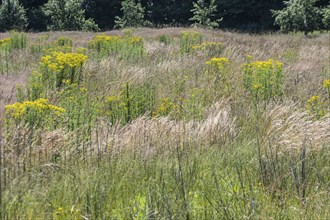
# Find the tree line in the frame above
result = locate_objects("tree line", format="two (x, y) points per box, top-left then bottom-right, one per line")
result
(0, 0), (329, 33)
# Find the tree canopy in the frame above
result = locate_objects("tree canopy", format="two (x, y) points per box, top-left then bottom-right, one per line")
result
(0, 0), (329, 32)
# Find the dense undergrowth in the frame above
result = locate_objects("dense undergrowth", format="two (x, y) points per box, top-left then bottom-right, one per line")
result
(0, 28), (329, 219)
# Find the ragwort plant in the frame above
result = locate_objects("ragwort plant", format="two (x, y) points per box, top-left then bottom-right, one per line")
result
(243, 56), (284, 105)
(40, 51), (88, 88)
(88, 34), (145, 60)
(306, 96), (325, 119)
(0, 38), (11, 74)
(1, 30), (330, 220)
(205, 57), (231, 99)
(180, 31), (203, 53)
(305, 79), (330, 119)
(324, 79), (330, 99)
(0, 32), (27, 74)
(5, 98), (65, 128)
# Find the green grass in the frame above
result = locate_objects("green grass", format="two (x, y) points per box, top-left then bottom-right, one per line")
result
(0, 28), (329, 219)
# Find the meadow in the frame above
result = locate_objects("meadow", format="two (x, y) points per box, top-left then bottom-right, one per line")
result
(0, 28), (329, 219)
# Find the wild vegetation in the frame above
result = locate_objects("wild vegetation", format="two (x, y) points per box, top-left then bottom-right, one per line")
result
(0, 0), (329, 32)
(0, 28), (329, 219)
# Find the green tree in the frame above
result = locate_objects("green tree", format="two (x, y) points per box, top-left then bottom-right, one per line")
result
(20, 0), (48, 31)
(272, 0), (322, 35)
(115, 0), (149, 28)
(190, 0), (221, 29)
(83, 0), (121, 30)
(43, 0), (99, 31)
(0, 0), (28, 31)
(321, 6), (330, 30)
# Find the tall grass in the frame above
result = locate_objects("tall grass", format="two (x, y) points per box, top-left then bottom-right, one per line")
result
(0, 28), (329, 219)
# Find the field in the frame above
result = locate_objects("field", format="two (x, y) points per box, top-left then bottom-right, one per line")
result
(0, 28), (329, 219)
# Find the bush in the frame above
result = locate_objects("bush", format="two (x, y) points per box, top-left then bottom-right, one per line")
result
(0, 0), (28, 32)
(43, 0), (99, 31)
(322, 6), (330, 30)
(114, 0), (149, 29)
(190, 0), (222, 29)
(272, 0), (322, 35)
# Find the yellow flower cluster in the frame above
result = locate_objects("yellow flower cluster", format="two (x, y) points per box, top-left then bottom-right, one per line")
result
(41, 52), (88, 72)
(324, 79), (330, 90)
(90, 35), (144, 47)
(0, 38), (11, 46)
(154, 97), (176, 116)
(307, 96), (321, 105)
(243, 58), (284, 101)
(306, 95), (325, 118)
(206, 57), (230, 68)
(247, 59), (283, 70)
(129, 36), (144, 46)
(5, 98), (65, 120)
(93, 35), (121, 43)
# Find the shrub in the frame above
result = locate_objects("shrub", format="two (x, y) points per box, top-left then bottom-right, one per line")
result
(43, 0), (99, 31)
(114, 0), (149, 29)
(190, 0), (222, 29)
(0, 0), (27, 32)
(322, 6), (330, 30)
(272, 0), (322, 35)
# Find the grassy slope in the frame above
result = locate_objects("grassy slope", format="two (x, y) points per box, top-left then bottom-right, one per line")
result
(0, 28), (329, 219)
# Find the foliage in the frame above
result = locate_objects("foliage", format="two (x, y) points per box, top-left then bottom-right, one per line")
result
(43, 0), (99, 31)
(158, 34), (172, 45)
(180, 31), (203, 53)
(0, 32), (27, 74)
(9, 31), (27, 50)
(190, 0), (222, 29)
(192, 41), (223, 57)
(205, 58), (230, 92)
(57, 82), (98, 131)
(306, 95), (325, 119)
(272, 0), (322, 35)
(321, 6), (330, 29)
(324, 79), (330, 98)
(88, 34), (145, 59)
(104, 83), (156, 124)
(0, 0), (28, 32)
(40, 51), (88, 88)
(114, 0), (149, 29)
(0, 30), (329, 220)
(243, 57), (284, 104)
(5, 98), (65, 127)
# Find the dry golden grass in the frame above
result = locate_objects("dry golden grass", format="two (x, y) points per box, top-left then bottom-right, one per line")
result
(263, 104), (330, 152)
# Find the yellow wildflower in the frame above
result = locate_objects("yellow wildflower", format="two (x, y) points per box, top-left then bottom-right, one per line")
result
(324, 79), (330, 89)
